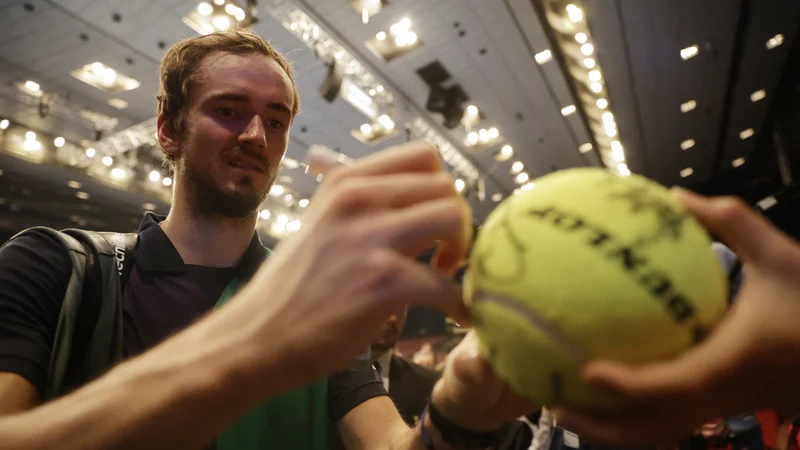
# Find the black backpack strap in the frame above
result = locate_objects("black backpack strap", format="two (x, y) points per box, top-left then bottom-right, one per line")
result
(6, 227), (93, 400)
(96, 232), (138, 293)
(58, 230), (137, 396)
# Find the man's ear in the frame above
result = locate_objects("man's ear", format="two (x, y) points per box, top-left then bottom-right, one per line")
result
(157, 114), (180, 159)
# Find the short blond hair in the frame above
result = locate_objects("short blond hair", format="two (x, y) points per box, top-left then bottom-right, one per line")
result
(156, 30), (300, 164)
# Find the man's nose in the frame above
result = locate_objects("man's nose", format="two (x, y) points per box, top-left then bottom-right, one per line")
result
(239, 115), (267, 148)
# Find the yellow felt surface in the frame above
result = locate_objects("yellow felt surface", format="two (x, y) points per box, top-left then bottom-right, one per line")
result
(466, 168), (727, 409)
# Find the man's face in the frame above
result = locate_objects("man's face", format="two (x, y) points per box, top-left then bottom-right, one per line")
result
(173, 52), (294, 218)
(371, 305), (408, 358)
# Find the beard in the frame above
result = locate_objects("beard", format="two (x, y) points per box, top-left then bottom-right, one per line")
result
(180, 146), (271, 219)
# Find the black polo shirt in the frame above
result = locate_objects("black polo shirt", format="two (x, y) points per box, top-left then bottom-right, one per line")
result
(0, 213), (385, 425)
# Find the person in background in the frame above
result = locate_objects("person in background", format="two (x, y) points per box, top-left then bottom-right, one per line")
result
(372, 306), (440, 426)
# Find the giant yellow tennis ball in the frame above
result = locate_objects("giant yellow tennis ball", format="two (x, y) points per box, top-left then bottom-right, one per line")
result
(463, 168), (727, 409)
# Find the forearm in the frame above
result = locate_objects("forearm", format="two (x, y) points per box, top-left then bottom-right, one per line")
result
(0, 288), (282, 450)
(386, 417), (463, 450)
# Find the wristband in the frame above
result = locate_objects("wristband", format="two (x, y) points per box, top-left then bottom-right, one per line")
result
(426, 401), (505, 449)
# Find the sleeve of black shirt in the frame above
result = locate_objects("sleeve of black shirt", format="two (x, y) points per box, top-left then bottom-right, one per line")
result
(328, 358), (388, 423)
(0, 230), (71, 395)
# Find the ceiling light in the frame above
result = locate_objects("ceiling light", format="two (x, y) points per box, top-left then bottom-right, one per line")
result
(589, 70), (602, 82)
(511, 161), (524, 174)
(376, 85), (384, 93)
(25, 131), (36, 140)
(108, 98), (128, 109)
(102, 156), (113, 166)
(611, 141), (625, 162)
(583, 58), (596, 69)
(53, 136), (65, 148)
(751, 90), (766, 102)
(360, 123), (372, 134)
(72, 62), (139, 92)
(575, 33), (588, 44)
(341, 78), (377, 119)
(497, 145), (514, 161)
(290, 22), (298, 30)
(617, 163), (630, 176)
(513, 188), (521, 196)
(466, 105), (479, 116)
(602, 111), (615, 124)
(270, 184), (285, 196)
(681, 139), (696, 150)
(23, 139), (41, 151)
(590, 82), (603, 93)
(579, 143), (593, 153)
(492, 193), (503, 202)
(149, 171), (161, 182)
(259, 210), (271, 220)
(162, 177), (173, 187)
(521, 182), (535, 191)
(739, 128), (754, 140)
(581, 43), (594, 56)
(143, 203), (157, 211)
(467, 132), (479, 146)
(606, 128), (617, 138)
(110, 168), (126, 179)
(368, 89), (377, 96)
(732, 158), (745, 168)
(479, 129), (490, 142)
(231, 6), (246, 21)
(680, 167), (694, 178)
(282, 157), (300, 169)
(378, 114), (395, 130)
(85, 147), (96, 157)
(67, 181), (81, 189)
(681, 100), (697, 113)
(212, 16), (230, 30)
(390, 17), (412, 35)
(455, 179), (466, 192)
(561, 105), (577, 116)
(566, 4), (583, 22)
(24, 80), (40, 92)
(488, 127), (499, 139)
(535, 49), (552, 64)
(213, 0), (224, 5)
(515, 172), (529, 184)
(680, 45), (699, 60)
(284, 194), (294, 203)
(76, 191), (90, 200)
(298, 199), (309, 208)
(766, 34), (784, 50)
(287, 220), (302, 232)
(377, 31), (387, 40)
(596, 98), (608, 109)
(275, 214), (288, 225)
(0, 119), (8, 130)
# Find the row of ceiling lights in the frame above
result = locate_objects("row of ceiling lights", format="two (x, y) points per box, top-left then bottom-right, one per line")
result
(539, 3), (630, 178)
(675, 32), (784, 178)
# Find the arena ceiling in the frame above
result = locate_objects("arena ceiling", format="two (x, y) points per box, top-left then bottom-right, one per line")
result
(0, 0), (798, 237)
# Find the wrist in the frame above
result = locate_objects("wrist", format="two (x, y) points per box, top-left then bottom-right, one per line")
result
(430, 383), (499, 434)
(423, 401), (508, 450)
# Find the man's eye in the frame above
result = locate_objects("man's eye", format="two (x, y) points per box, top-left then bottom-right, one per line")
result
(216, 108), (237, 118)
(269, 120), (285, 129)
